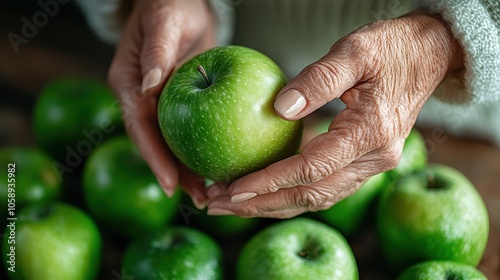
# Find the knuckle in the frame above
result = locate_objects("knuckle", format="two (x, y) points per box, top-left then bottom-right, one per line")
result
(292, 187), (329, 210)
(380, 143), (404, 170)
(306, 62), (336, 87)
(333, 32), (370, 60)
(299, 154), (334, 184)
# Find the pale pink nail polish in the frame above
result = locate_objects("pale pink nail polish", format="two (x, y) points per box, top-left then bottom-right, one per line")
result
(274, 89), (306, 118)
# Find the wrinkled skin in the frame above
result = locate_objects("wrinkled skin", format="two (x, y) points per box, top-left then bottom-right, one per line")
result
(206, 12), (464, 218)
(108, 0), (464, 218)
(108, 0), (215, 209)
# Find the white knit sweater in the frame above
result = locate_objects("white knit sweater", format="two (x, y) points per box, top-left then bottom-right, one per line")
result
(75, 0), (500, 145)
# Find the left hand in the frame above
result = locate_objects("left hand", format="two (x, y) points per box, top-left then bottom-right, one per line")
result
(205, 12), (464, 218)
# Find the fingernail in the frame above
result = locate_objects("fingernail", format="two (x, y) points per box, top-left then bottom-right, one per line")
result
(207, 208), (235, 216)
(157, 177), (174, 198)
(274, 89), (306, 118)
(141, 68), (162, 94)
(231, 192), (257, 203)
(192, 198), (206, 210)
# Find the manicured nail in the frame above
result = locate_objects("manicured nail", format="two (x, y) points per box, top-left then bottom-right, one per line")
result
(207, 208), (235, 216)
(231, 192), (257, 203)
(157, 177), (174, 198)
(274, 89), (306, 119)
(141, 68), (162, 94)
(192, 198), (206, 210)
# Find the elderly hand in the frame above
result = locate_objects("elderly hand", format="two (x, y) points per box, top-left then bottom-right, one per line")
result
(108, 0), (217, 209)
(206, 12), (464, 218)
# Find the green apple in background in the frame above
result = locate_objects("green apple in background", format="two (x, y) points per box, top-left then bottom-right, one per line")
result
(122, 226), (223, 280)
(315, 172), (388, 237)
(33, 78), (123, 162)
(237, 218), (358, 280)
(387, 129), (428, 179)
(0, 148), (61, 222)
(2, 202), (101, 280)
(83, 136), (181, 239)
(158, 45), (303, 183)
(396, 260), (487, 280)
(377, 164), (489, 272)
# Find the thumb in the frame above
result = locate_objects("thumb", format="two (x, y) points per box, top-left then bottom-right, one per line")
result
(274, 47), (362, 120)
(140, 9), (182, 96)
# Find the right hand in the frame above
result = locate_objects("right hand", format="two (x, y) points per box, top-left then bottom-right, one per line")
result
(107, 0), (217, 209)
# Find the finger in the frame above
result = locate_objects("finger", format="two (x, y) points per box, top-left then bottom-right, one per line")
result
(207, 163), (371, 218)
(207, 194), (305, 219)
(274, 43), (363, 120)
(226, 105), (404, 205)
(108, 22), (181, 197)
(205, 182), (230, 199)
(139, 5), (183, 95)
(178, 164), (207, 210)
(123, 95), (181, 197)
(225, 110), (367, 202)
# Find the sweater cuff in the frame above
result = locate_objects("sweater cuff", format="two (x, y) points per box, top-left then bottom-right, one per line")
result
(419, 0), (500, 104)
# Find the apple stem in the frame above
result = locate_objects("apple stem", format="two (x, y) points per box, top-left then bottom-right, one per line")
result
(427, 171), (436, 189)
(298, 250), (309, 258)
(197, 65), (211, 87)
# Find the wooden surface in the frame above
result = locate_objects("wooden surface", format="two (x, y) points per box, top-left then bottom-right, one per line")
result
(1, 3), (499, 279)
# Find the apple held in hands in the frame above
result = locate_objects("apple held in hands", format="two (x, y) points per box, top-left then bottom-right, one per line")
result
(158, 46), (303, 182)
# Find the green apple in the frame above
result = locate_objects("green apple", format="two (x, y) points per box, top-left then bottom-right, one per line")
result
(158, 45), (303, 182)
(387, 129), (428, 179)
(33, 78), (123, 163)
(237, 217), (358, 280)
(377, 164), (489, 272)
(83, 136), (181, 239)
(0, 147), (61, 222)
(315, 172), (388, 236)
(396, 260), (487, 280)
(2, 202), (101, 280)
(122, 226), (223, 280)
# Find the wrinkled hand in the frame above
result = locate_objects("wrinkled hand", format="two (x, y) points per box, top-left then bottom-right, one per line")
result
(206, 12), (464, 218)
(108, 0), (217, 208)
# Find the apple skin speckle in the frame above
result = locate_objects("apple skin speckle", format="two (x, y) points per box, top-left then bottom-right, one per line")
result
(158, 46), (303, 183)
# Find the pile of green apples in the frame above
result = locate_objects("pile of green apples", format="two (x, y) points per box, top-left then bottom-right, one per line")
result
(1, 46), (490, 280)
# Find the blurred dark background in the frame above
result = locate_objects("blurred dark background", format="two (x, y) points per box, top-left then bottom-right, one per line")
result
(1, 0), (114, 148)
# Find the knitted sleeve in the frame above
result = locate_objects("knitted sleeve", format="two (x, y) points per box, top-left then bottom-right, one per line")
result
(73, 0), (235, 46)
(418, 0), (500, 104)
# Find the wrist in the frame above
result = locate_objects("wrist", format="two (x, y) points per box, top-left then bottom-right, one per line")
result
(406, 11), (465, 75)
